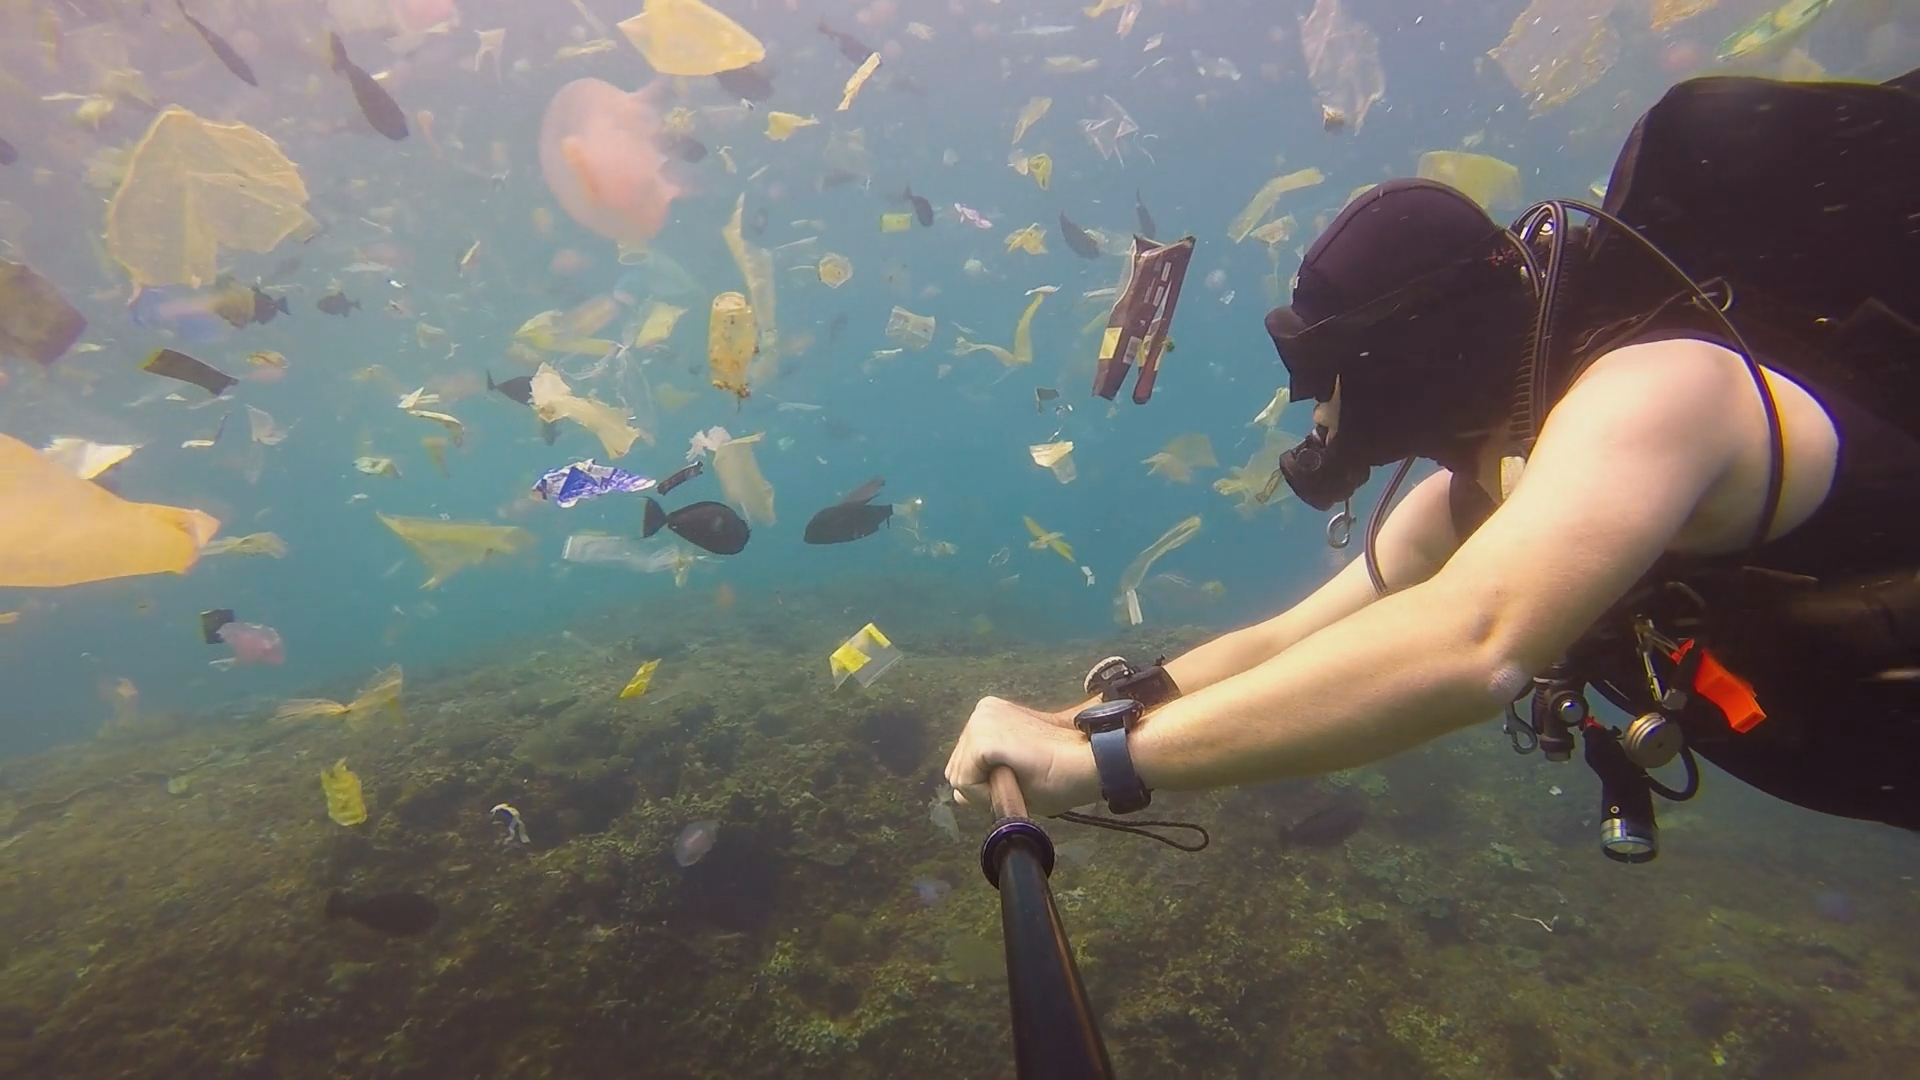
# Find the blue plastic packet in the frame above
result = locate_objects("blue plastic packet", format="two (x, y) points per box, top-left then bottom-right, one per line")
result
(530, 459), (655, 508)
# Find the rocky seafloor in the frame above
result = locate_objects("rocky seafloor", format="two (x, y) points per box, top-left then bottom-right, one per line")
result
(5, 580), (1920, 1079)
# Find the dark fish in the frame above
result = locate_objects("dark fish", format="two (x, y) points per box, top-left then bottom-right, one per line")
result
(177, 1), (256, 87)
(316, 290), (360, 316)
(487, 371), (533, 406)
(642, 497), (750, 555)
(141, 347), (237, 396)
(199, 608), (235, 645)
(714, 61), (775, 101)
(1034, 386), (1059, 413)
(655, 461), (704, 496)
(661, 133), (707, 163)
(0, 136), (18, 166)
(816, 168), (862, 191)
(328, 32), (409, 141)
(904, 185), (933, 227)
(1135, 190), (1157, 239)
(1059, 212), (1102, 259)
(745, 206), (768, 240)
(540, 419), (561, 446)
(326, 891), (439, 937)
(1284, 798), (1367, 847)
(804, 477), (892, 545)
(249, 286), (288, 324)
(825, 312), (848, 346)
(817, 19), (875, 65)
(880, 72), (927, 97)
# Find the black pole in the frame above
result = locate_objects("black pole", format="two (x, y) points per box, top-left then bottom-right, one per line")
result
(979, 767), (1114, 1080)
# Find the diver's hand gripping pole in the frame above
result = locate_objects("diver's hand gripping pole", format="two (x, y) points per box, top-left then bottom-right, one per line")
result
(980, 766), (1115, 1080)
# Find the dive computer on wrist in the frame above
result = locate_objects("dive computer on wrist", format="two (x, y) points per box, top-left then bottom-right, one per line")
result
(1073, 698), (1151, 814)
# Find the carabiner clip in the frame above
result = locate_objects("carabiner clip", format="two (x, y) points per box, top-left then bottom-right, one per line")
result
(1325, 502), (1354, 550)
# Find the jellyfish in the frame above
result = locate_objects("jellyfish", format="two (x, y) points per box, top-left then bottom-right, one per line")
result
(539, 78), (684, 246)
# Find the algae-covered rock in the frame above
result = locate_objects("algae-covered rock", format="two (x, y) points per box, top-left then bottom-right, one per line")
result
(821, 913), (867, 966)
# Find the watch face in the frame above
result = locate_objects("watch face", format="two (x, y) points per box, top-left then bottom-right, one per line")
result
(1076, 698), (1138, 733)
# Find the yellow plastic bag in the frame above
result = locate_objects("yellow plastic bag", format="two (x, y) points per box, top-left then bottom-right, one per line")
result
(620, 659), (660, 699)
(830, 622), (901, 689)
(708, 291), (757, 399)
(320, 759), (367, 826)
(1416, 151), (1522, 213)
(0, 434), (219, 588)
(377, 513), (534, 589)
(106, 108), (316, 288)
(617, 0), (765, 77)
(1228, 168), (1324, 243)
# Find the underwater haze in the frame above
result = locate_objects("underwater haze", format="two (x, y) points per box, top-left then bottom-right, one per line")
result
(3, 0), (1919, 1077)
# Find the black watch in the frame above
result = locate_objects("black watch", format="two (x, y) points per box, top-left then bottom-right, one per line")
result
(1074, 699), (1151, 814)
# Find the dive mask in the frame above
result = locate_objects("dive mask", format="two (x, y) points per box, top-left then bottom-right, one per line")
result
(1265, 227), (1537, 510)
(1276, 424), (1371, 513)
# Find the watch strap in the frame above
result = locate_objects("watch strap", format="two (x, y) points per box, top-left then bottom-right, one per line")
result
(1088, 726), (1151, 814)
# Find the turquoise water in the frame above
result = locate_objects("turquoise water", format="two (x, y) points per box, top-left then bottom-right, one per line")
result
(4, 1), (1920, 1076)
(0, 0), (1912, 745)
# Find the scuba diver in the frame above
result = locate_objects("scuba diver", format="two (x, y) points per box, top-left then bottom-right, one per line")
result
(946, 68), (1920, 862)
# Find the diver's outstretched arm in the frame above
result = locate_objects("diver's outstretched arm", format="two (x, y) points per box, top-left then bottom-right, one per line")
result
(1153, 469), (1460, 697)
(950, 340), (1761, 815)
(1125, 342), (1749, 796)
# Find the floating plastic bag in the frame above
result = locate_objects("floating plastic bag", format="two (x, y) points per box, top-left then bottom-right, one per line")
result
(886, 306), (935, 350)
(1488, 0), (1620, 115)
(1417, 151), (1522, 213)
(201, 532), (288, 558)
(1005, 223), (1047, 255)
(1142, 433), (1217, 483)
(0, 433), (219, 588)
(0, 259), (87, 364)
(1012, 96), (1051, 144)
(107, 108), (316, 288)
(1228, 168), (1324, 243)
(617, 0), (765, 76)
(712, 432), (775, 525)
(530, 363), (646, 457)
(1113, 515), (1202, 625)
(620, 658), (660, 699)
(721, 193), (778, 364)
(765, 111), (818, 141)
(633, 300), (686, 347)
(41, 438), (138, 480)
(321, 759), (368, 826)
(817, 253), (853, 288)
(377, 513), (534, 588)
(831, 622), (901, 689)
(1299, 0), (1385, 131)
(562, 533), (679, 572)
(708, 292), (756, 398)
(280, 665), (405, 728)
(1030, 440), (1077, 484)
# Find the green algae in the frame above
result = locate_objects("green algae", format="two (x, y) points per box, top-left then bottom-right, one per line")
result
(1, 581), (1918, 1078)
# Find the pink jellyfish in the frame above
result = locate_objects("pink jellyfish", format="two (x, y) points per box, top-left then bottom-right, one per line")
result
(217, 622), (286, 666)
(539, 79), (684, 246)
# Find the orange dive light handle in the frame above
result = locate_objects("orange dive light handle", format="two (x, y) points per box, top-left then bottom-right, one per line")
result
(1671, 639), (1767, 733)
